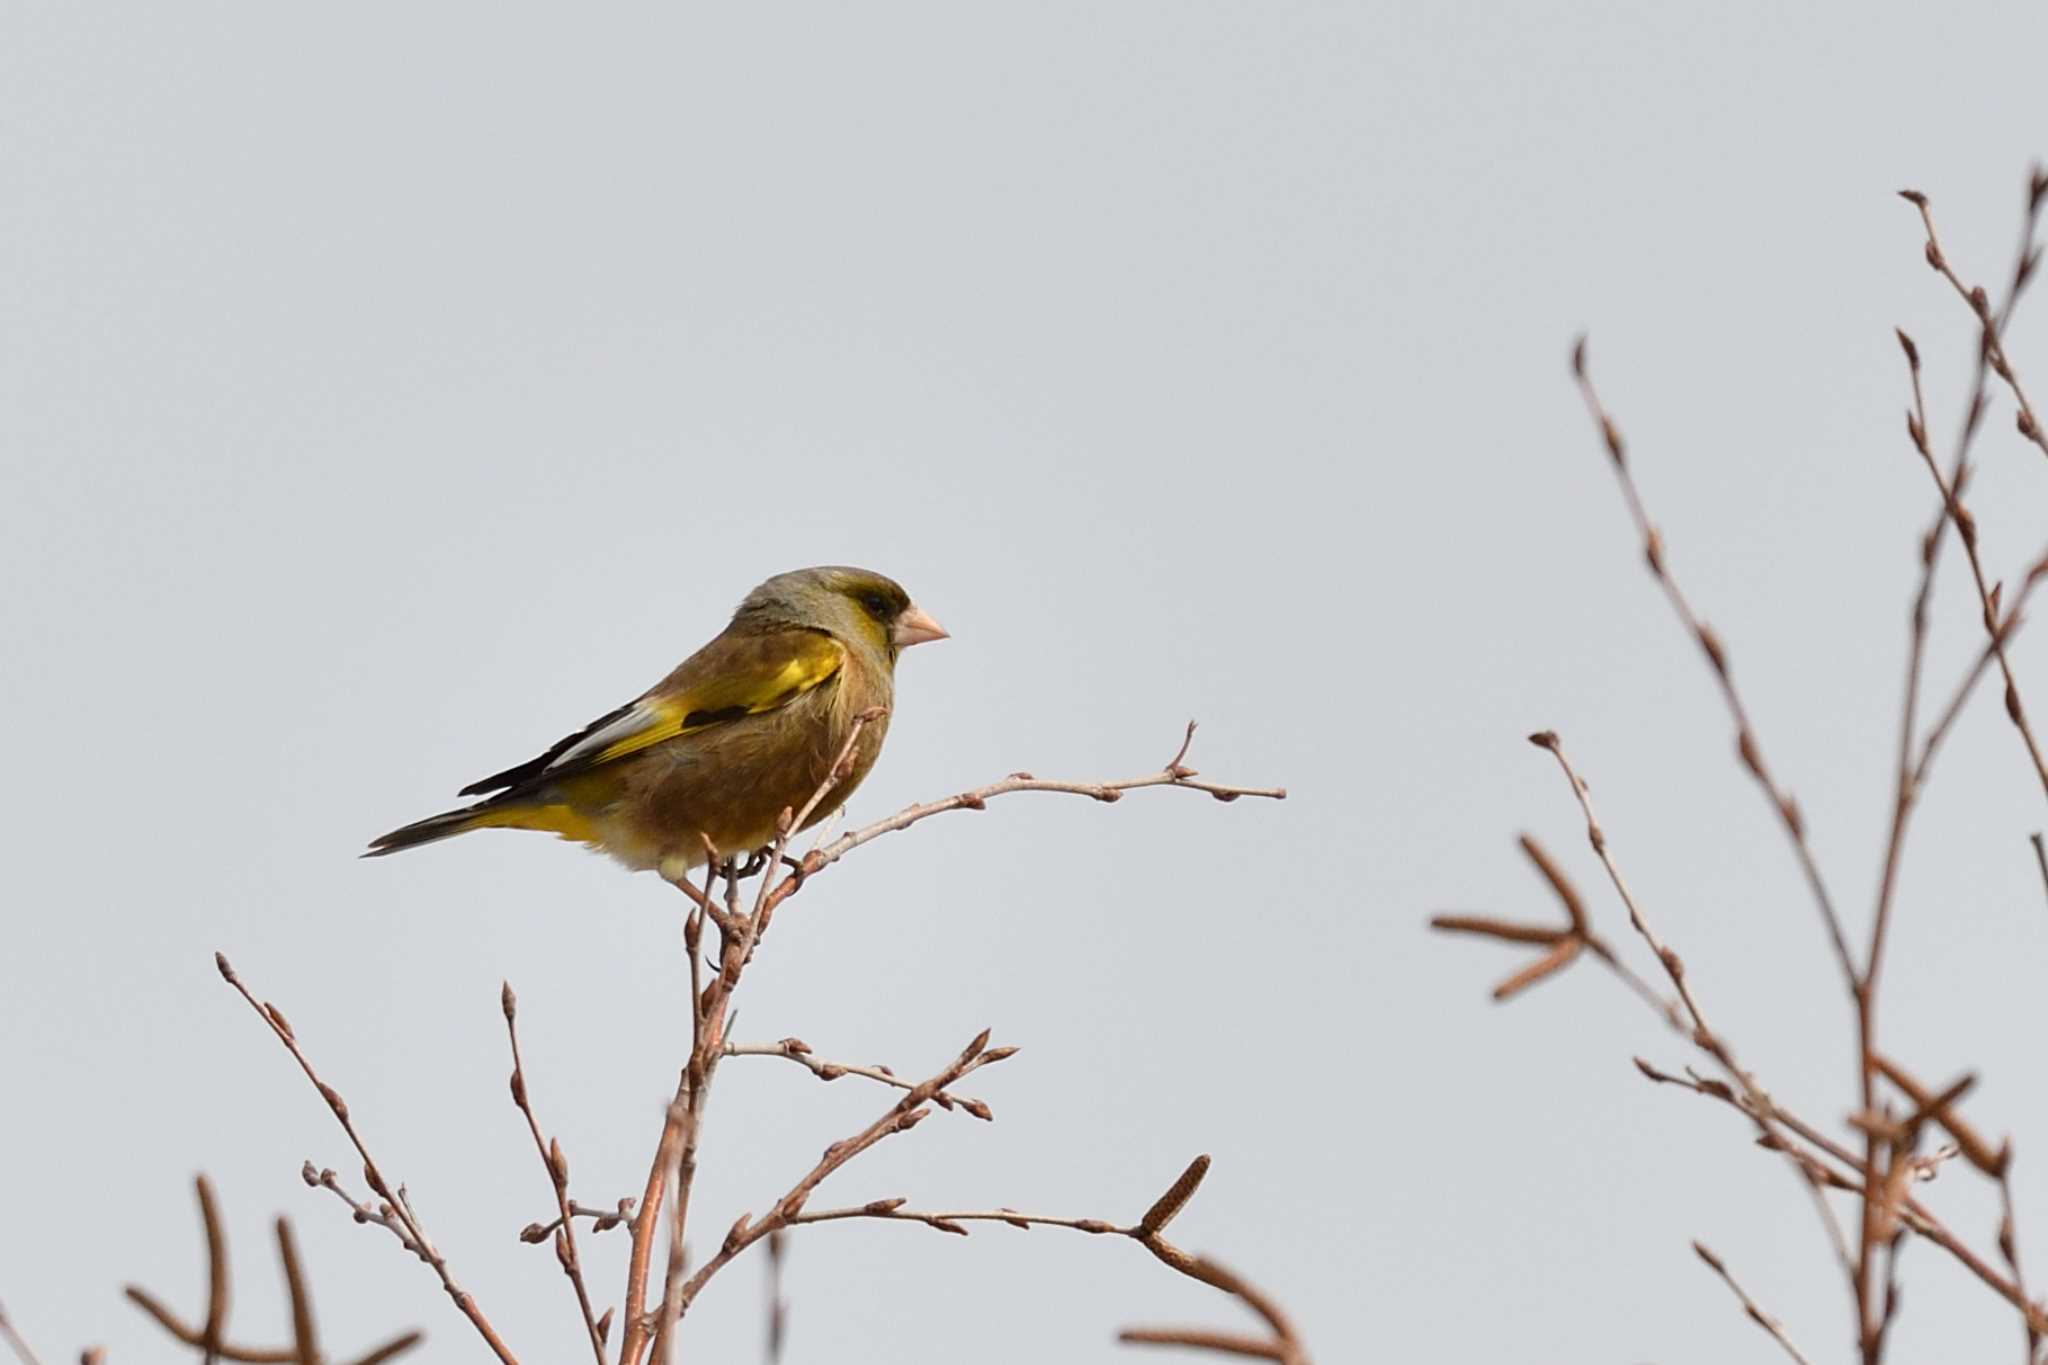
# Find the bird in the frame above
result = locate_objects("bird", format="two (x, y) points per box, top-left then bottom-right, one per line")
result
(366, 566), (947, 880)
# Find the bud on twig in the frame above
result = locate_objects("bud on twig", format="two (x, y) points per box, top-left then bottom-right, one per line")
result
(1139, 1155), (1212, 1235)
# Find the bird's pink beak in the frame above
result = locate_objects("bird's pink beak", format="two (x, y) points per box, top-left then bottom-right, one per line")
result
(892, 604), (949, 649)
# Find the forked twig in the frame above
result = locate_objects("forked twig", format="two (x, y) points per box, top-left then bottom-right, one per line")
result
(616, 723), (1283, 1365)
(213, 958), (514, 1364)
(1570, 338), (1856, 990)
(124, 1177), (423, 1365)
(775, 1157), (1307, 1364)
(723, 1038), (995, 1120)
(670, 1029), (1016, 1314)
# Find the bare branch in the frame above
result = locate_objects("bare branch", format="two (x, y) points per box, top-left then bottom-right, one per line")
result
(773, 1156), (1305, 1364)
(672, 1029), (1016, 1314)
(500, 984), (607, 1363)
(1901, 182), (2048, 465)
(1693, 1241), (1816, 1365)
(213, 956), (515, 1365)
(0, 1303), (50, 1365)
(616, 725), (1282, 1365)
(1570, 339), (1856, 991)
(723, 1039), (995, 1120)
(124, 1178), (424, 1365)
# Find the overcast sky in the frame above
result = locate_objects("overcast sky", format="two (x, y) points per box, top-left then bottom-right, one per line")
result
(7, 4), (2048, 1362)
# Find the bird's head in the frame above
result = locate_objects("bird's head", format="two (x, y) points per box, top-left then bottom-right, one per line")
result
(735, 566), (948, 662)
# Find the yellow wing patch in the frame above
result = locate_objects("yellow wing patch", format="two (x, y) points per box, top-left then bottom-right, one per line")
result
(564, 637), (845, 770)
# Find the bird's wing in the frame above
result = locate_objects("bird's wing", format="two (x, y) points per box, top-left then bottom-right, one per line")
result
(457, 629), (846, 797)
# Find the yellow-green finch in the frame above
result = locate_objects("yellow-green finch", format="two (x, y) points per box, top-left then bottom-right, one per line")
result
(367, 566), (947, 879)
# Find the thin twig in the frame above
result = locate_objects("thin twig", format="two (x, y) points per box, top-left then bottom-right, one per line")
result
(1637, 1056), (2048, 1334)
(124, 1178), (424, 1365)
(723, 1039), (995, 1120)
(0, 1304), (48, 1365)
(763, 1231), (787, 1365)
(671, 1029), (1014, 1314)
(2000, 1170), (2042, 1364)
(519, 1200), (636, 1245)
(1901, 179), (2048, 465)
(648, 1100), (692, 1365)
(785, 750), (1287, 901)
(771, 1156), (1307, 1365)
(1693, 1242), (1816, 1365)
(213, 956), (516, 1365)
(1855, 177), (2048, 1360)
(499, 984), (606, 1365)
(299, 1165), (425, 1259)
(1525, 732), (1858, 1283)
(616, 724), (1283, 1365)
(1570, 339), (1857, 991)
(1118, 1327), (1291, 1361)
(276, 1219), (319, 1365)
(1891, 323), (2048, 810)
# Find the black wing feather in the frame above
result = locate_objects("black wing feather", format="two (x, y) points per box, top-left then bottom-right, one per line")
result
(457, 699), (637, 797)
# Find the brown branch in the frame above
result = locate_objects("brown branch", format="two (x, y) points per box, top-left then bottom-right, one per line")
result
(499, 984), (606, 1364)
(616, 724), (1283, 1364)
(1693, 1241), (1816, 1365)
(1524, 732), (1857, 1282)
(787, 1201), (1124, 1234)
(194, 1174), (229, 1364)
(213, 956), (516, 1365)
(125, 1178), (424, 1365)
(1570, 338), (1856, 990)
(519, 1200), (636, 1245)
(1890, 322), (2048, 811)
(619, 850), (726, 1365)
(1873, 1055), (2009, 1178)
(1913, 594), (2045, 797)
(125, 1290), (299, 1365)
(1901, 178), (2048, 465)
(771, 1156), (1307, 1364)
(1855, 179), (2048, 1359)
(300, 1165), (426, 1259)
(1637, 1056), (2048, 1334)
(622, 704), (889, 1365)
(670, 1028), (1015, 1316)
(1118, 1327), (1291, 1361)
(648, 1100), (692, 1365)
(276, 1219), (319, 1365)
(1430, 829), (1675, 1022)
(1887, 168), (2043, 864)
(763, 1231), (788, 1365)
(784, 751), (1287, 900)
(0, 1304), (49, 1365)
(723, 1038), (995, 1119)
(2000, 1170), (2042, 1364)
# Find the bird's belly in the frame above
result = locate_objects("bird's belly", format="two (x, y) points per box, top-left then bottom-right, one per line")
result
(566, 672), (891, 878)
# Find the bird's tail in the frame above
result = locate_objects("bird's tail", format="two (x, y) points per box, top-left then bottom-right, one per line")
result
(363, 799), (598, 858)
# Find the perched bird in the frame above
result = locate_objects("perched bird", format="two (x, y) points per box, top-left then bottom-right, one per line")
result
(366, 566), (947, 879)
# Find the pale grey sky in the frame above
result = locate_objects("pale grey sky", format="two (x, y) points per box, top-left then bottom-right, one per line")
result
(5, 3), (2048, 1362)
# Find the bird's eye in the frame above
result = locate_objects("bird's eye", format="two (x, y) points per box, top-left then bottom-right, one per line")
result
(859, 592), (891, 619)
